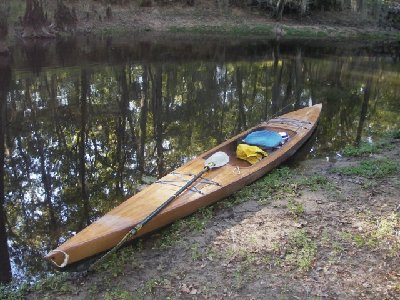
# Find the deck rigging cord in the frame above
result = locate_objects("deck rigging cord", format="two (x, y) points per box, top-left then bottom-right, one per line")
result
(86, 151), (229, 271)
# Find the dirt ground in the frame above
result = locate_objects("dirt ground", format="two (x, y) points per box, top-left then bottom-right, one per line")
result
(21, 136), (400, 300)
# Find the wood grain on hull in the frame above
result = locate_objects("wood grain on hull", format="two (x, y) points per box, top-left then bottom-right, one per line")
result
(46, 104), (322, 267)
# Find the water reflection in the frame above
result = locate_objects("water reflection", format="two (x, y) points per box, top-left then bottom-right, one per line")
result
(1, 35), (400, 284)
(1, 51), (12, 283)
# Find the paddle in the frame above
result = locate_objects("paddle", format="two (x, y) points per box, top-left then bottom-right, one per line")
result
(88, 151), (230, 271)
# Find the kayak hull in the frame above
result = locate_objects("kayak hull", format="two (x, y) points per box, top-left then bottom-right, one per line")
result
(46, 104), (322, 268)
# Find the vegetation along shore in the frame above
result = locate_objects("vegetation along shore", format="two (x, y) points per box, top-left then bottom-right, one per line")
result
(0, 0), (400, 49)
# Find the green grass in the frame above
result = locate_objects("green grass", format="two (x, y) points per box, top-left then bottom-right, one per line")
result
(135, 278), (161, 298)
(340, 213), (400, 255)
(183, 206), (214, 232)
(342, 129), (399, 157)
(223, 167), (333, 207)
(331, 158), (399, 178)
(287, 199), (304, 217)
(191, 244), (202, 261)
(104, 289), (132, 300)
(354, 31), (391, 40)
(227, 168), (331, 206)
(284, 27), (328, 38)
(154, 206), (213, 249)
(342, 141), (393, 157)
(222, 167), (292, 207)
(285, 229), (317, 271)
(154, 222), (184, 249)
(0, 284), (27, 300)
(386, 129), (400, 140)
(168, 24), (274, 36)
(96, 248), (135, 276)
(294, 174), (335, 191)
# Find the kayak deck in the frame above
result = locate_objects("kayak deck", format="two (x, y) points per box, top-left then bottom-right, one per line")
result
(46, 104), (322, 268)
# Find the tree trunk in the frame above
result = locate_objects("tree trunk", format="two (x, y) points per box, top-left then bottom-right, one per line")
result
(0, 3), (9, 55)
(22, 0), (55, 38)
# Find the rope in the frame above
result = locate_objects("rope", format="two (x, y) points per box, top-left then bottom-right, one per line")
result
(155, 181), (205, 194)
(51, 250), (70, 268)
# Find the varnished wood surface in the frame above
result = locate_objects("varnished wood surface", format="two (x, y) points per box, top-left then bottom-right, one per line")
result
(46, 104), (322, 267)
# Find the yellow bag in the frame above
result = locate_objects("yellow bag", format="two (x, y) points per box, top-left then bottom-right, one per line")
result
(236, 143), (268, 165)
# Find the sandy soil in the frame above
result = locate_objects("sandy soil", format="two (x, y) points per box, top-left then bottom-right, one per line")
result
(22, 137), (400, 300)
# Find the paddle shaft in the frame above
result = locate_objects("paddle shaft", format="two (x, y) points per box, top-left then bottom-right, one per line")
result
(88, 166), (210, 271)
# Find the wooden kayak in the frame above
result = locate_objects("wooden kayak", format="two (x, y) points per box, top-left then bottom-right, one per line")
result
(46, 104), (322, 268)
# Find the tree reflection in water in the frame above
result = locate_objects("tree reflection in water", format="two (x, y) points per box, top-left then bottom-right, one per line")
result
(0, 50), (12, 284)
(2, 36), (400, 283)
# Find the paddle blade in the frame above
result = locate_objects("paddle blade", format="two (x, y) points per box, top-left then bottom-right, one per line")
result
(205, 151), (229, 169)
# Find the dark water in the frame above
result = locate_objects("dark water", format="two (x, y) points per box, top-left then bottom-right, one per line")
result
(1, 34), (400, 284)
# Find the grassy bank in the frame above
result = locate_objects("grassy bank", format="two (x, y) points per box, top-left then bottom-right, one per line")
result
(4, 0), (400, 42)
(166, 23), (398, 40)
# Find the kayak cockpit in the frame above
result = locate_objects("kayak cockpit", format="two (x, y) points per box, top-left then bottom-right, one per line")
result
(204, 126), (297, 168)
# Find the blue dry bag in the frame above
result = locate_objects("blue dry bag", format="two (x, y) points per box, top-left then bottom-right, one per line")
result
(243, 130), (283, 149)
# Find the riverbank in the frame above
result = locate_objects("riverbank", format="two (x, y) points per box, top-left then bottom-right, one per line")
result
(76, 4), (397, 39)
(5, 0), (400, 42)
(2, 130), (399, 299)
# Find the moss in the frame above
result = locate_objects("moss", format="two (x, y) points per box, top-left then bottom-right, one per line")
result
(342, 141), (393, 157)
(168, 24), (274, 36)
(331, 158), (399, 178)
(284, 27), (328, 38)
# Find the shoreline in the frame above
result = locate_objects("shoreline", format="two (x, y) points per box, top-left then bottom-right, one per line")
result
(5, 3), (400, 44)
(2, 131), (399, 299)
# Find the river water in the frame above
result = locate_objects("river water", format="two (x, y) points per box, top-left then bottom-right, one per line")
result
(1, 34), (399, 284)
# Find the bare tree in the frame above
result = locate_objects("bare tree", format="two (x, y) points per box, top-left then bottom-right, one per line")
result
(0, 2), (9, 54)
